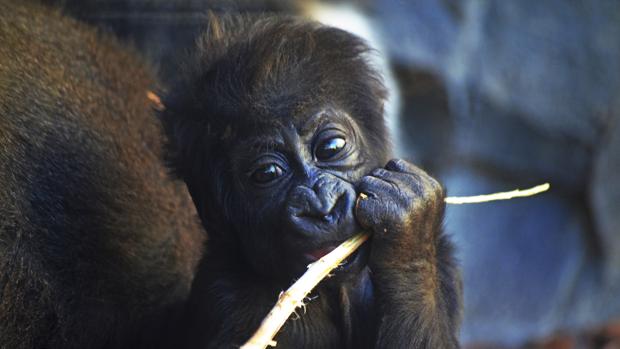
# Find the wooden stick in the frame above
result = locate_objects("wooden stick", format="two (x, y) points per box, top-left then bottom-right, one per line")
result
(444, 183), (550, 204)
(240, 183), (550, 349)
(241, 233), (370, 349)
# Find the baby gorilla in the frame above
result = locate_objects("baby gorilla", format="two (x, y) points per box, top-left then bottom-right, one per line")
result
(162, 15), (461, 349)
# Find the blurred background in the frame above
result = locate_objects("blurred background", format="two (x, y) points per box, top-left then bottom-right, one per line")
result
(42, 0), (620, 348)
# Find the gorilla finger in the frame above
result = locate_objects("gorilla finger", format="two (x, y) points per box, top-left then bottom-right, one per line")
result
(371, 167), (423, 196)
(385, 158), (428, 176)
(385, 159), (444, 198)
(357, 174), (399, 198)
(354, 192), (385, 231)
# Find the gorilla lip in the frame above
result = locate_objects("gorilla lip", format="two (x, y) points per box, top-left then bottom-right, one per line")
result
(304, 244), (338, 261)
(304, 242), (363, 268)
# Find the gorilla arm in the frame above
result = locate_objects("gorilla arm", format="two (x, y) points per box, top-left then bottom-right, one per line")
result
(356, 159), (462, 349)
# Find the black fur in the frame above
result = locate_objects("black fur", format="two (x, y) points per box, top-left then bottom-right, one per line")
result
(0, 1), (204, 348)
(163, 15), (462, 349)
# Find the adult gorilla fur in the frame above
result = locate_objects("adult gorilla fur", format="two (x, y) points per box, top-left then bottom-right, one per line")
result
(0, 1), (204, 348)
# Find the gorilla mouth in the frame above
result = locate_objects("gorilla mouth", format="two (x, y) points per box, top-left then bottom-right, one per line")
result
(303, 241), (364, 269)
(304, 244), (339, 261)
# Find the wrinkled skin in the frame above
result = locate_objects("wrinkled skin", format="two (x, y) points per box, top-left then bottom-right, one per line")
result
(163, 14), (462, 349)
(358, 158), (445, 273)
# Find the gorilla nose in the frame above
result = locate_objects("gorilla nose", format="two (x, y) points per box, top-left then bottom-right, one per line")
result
(286, 174), (357, 228)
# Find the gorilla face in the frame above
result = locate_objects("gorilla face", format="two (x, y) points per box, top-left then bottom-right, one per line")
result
(228, 107), (380, 278)
(162, 14), (391, 281)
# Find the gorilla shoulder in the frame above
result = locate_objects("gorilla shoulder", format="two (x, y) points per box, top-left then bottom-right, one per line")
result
(0, 2), (204, 348)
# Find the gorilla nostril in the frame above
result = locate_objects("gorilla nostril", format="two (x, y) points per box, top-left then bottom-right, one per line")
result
(322, 193), (347, 223)
(287, 177), (356, 227)
(296, 195), (341, 222)
(322, 211), (339, 224)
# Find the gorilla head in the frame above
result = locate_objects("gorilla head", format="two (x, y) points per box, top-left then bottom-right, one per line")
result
(164, 14), (460, 349)
(163, 15), (391, 280)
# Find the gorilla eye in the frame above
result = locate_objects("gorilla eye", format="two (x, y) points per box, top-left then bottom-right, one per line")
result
(251, 163), (285, 184)
(315, 137), (346, 161)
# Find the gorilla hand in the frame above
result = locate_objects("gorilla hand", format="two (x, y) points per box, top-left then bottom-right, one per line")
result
(354, 158), (457, 348)
(355, 158), (445, 270)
